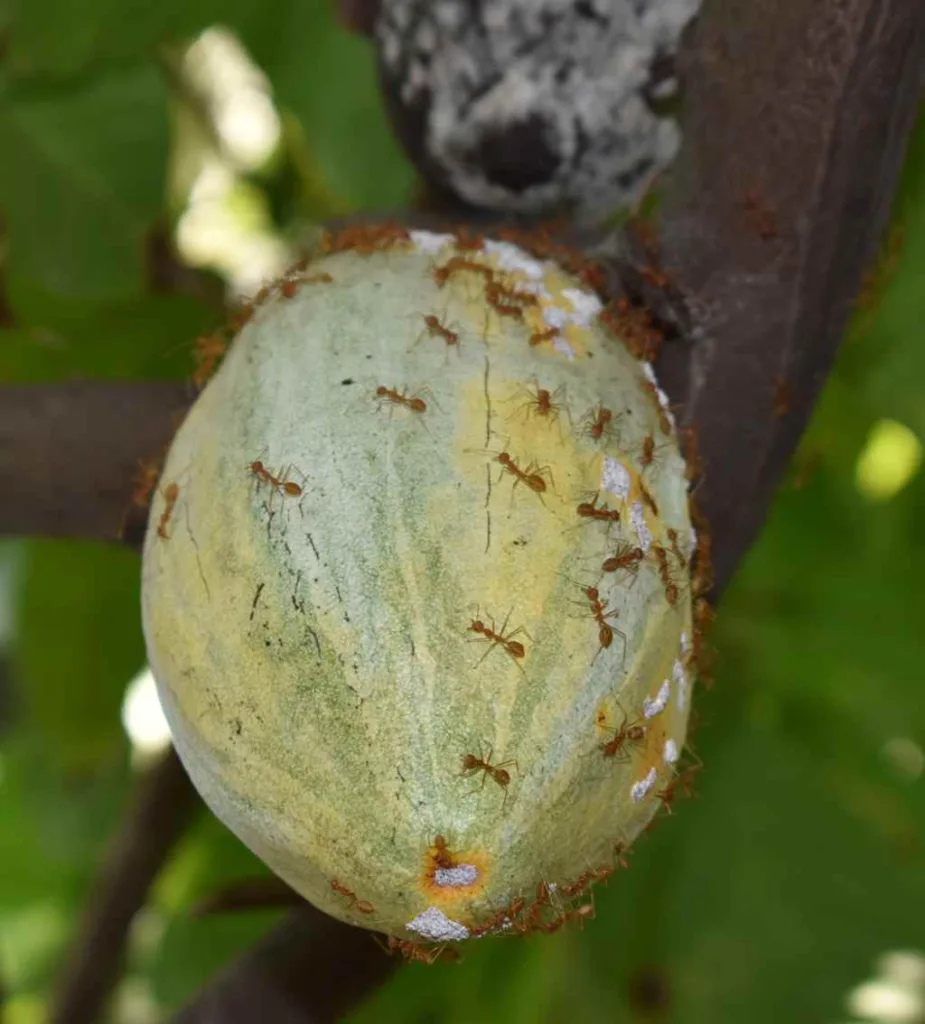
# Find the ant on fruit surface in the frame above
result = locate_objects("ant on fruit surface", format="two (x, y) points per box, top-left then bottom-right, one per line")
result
(597, 705), (647, 761)
(384, 936), (458, 964)
(432, 255), (495, 290)
(247, 459), (304, 499)
(580, 403), (618, 443)
(492, 451), (555, 506)
(568, 584), (626, 664)
(528, 326), (561, 348)
(505, 379), (568, 429)
(467, 608), (531, 667)
(575, 492), (621, 527)
(600, 542), (644, 578)
(421, 313), (459, 349)
(460, 746), (518, 808)
(330, 879), (374, 914)
(156, 482), (180, 540)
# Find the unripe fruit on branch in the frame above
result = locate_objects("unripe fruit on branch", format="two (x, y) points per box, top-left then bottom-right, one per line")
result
(141, 225), (700, 948)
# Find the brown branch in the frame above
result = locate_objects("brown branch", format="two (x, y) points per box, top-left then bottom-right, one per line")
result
(0, 381), (192, 549)
(337, 0), (380, 37)
(170, 908), (397, 1024)
(618, 0), (925, 592)
(49, 748), (202, 1024)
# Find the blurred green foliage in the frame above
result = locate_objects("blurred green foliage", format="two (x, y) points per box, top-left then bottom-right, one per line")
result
(0, 1), (923, 1021)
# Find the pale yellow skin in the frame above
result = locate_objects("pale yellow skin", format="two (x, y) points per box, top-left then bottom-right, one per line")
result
(141, 232), (694, 944)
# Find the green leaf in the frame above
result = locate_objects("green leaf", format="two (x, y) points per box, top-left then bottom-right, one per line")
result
(241, 1), (414, 211)
(0, 291), (219, 382)
(5, 0), (261, 80)
(12, 541), (145, 769)
(0, 64), (168, 301)
(0, 732), (131, 994)
(143, 814), (280, 1011)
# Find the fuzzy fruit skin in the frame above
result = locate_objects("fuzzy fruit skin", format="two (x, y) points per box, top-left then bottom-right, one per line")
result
(142, 231), (694, 944)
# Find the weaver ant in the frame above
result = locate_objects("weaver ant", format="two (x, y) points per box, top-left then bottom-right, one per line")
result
(468, 609), (531, 666)
(461, 746), (517, 807)
(600, 543), (644, 578)
(494, 451), (554, 500)
(598, 706), (646, 761)
(375, 385), (432, 415)
(506, 380), (567, 428)
(247, 459), (304, 499)
(582, 585), (626, 663)
(581, 403), (617, 443)
(330, 878), (374, 914)
(156, 482), (180, 540)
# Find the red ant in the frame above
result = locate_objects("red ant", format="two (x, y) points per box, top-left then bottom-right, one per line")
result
(679, 426), (704, 482)
(280, 272), (333, 298)
(528, 326), (561, 348)
(772, 376), (791, 418)
(454, 229), (485, 252)
(192, 333), (228, 389)
(612, 842), (631, 871)
(582, 404), (616, 442)
(385, 936), (457, 964)
(248, 460), (304, 498)
(461, 748), (517, 805)
(640, 380), (675, 437)
(639, 433), (669, 474)
(601, 543), (644, 577)
(432, 835), (456, 870)
(468, 610), (530, 665)
(507, 380), (566, 427)
(576, 493), (621, 525)
(232, 304), (255, 332)
(651, 544), (682, 607)
(130, 460), (161, 509)
(582, 586), (626, 661)
(598, 707), (646, 761)
(666, 527), (689, 570)
(375, 385), (429, 414)
(321, 223), (411, 255)
(599, 299), (662, 362)
(486, 280), (538, 309)
(655, 762), (701, 815)
(422, 314), (459, 348)
(433, 256), (494, 289)
(156, 482), (179, 540)
(494, 452), (553, 497)
(485, 288), (525, 321)
(330, 878), (374, 914)
(743, 187), (779, 240)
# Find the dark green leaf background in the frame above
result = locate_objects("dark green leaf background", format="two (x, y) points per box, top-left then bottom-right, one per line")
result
(0, 3), (922, 1021)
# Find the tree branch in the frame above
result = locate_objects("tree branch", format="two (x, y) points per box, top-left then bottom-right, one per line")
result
(0, 381), (192, 549)
(170, 908), (397, 1024)
(49, 748), (201, 1024)
(621, 0), (925, 591)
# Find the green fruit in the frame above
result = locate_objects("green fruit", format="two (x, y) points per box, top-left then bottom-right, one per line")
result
(141, 225), (697, 946)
